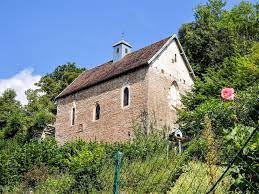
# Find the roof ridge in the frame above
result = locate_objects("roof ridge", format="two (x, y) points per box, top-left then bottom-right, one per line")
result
(57, 35), (172, 99)
(87, 35), (172, 72)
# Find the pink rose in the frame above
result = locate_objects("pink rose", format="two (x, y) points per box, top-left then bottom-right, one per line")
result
(221, 88), (234, 101)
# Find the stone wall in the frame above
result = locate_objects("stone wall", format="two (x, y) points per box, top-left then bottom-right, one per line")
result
(55, 38), (194, 144)
(147, 39), (193, 130)
(55, 67), (149, 144)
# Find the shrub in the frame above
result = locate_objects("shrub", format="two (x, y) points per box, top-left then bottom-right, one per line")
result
(179, 84), (259, 136)
(169, 161), (232, 194)
(35, 173), (75, 193)
(224, 124), (258, 192)
(22, 165), (50, 188)
(179, 44), (259, 136)
(61, 140), (106, 192)
(0, 138), (63, 187)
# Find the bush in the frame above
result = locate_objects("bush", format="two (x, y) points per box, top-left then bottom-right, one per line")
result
(60, 140), (107, 192)
(224, 124), (258, 192)
(169, 161), (232, 194)
(179, 84), (259, 136)
(22, 165), (50, 188)
(35, 173), (75, 193)
(0, 138), (63, 187)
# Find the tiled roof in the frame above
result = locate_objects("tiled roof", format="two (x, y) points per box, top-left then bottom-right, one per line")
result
(57, 36), (171, 99)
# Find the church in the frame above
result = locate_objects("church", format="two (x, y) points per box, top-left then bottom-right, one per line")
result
(55, 34), (195, 144)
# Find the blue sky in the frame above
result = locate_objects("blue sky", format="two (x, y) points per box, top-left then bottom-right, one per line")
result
(0, 0), (256, 103)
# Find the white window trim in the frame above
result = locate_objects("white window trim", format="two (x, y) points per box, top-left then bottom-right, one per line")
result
(70, 101), (76, 126)
(121, 85), (130, 109)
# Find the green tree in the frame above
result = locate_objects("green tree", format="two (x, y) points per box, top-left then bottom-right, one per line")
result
(178, 43), (259, 136)
(24, 89), (56, 140)
(35, 62), (85, 101)
(23, 62), (85, 139)
(178, 0), (258, 76)
(0, 89), (27, 140)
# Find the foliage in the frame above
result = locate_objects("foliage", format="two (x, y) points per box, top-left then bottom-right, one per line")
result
(224, 125), (258, 192)
(24, 89), (55, 140)
(0, 63), (84, 141)
(0, 0), (258, 193)
(169, 161), (232, 194)
(179, 0), (258, 76)
(35, 173), (75, 194)
(0, 138), (63, 187)
(61, 140), (106, 191)
(35, 62), (85, 101)
(0, 89), (27, 140)
(178, 45), (259, 136)
(177, 2), (259, 192)
(22, 165), (50, 188)
(0, 128), (182, 193)
(202, 114), (219, 185)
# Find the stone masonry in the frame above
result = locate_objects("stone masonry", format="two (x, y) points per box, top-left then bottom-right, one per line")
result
(55, 35), (194, 144)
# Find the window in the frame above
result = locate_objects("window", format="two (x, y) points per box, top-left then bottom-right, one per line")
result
(125, 48), (128, 54)
(116, 48), (119, 53)
(123, 87), (129, 107)
(175, 54), (177, 62)
(95, 103), (100, 120)
(169, 81), (181, 107)
(71, 107), (75, 126)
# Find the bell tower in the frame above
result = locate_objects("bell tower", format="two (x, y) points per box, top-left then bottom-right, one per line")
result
(112, 34), (132, 62)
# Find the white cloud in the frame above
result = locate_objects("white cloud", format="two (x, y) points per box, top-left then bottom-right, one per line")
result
(0, 69), (41, 105)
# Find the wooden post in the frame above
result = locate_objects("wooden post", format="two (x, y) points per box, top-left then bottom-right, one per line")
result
(113, 151), (123, 194)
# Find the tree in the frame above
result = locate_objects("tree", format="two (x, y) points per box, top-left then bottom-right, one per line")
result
(178, 0), (258, 76)
(178, 43), (259, 136)
(35, 63), (85, 101)
(23, 62), (86, 138)
(24, 89), (56, 140)
(0, 89), (27, 140)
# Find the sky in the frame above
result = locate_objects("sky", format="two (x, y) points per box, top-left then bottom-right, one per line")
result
(0, 0), (256, 104)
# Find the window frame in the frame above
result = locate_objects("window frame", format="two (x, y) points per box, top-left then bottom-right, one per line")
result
(93, 103), (101, 121)
(71, 101), (76, 126)
(121, 85), (130, 109)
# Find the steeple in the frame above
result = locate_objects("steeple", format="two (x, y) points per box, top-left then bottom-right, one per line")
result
(112, 34), (132, 62)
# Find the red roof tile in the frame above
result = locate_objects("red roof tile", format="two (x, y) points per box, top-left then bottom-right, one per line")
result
(57, 36), (170, 99)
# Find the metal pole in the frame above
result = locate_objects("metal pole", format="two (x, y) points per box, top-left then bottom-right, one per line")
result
(166, 143), (169, 160)
(178, 140), (182, 154)
(113, 151), (123, 194)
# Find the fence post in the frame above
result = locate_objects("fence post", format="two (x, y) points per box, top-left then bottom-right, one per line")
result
(113, 151), (123, 194)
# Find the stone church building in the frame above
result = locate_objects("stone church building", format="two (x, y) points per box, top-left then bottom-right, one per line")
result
(55, 34), (195, 144)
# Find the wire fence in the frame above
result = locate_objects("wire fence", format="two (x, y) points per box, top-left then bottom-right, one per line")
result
(1, 126), (257, 193)
(66, 126), (258, 193)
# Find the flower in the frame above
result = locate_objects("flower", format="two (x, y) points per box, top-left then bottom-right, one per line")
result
(221, 88), (235, 100)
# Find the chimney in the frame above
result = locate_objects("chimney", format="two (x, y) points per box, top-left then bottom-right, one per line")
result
(112, 39), (132, 62)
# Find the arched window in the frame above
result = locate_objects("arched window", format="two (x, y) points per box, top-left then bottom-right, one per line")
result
(123, 87), (129, 107)
(169, 81), (181, 107)
(95, 103), (100, 120)
(71, 107), (75, 126)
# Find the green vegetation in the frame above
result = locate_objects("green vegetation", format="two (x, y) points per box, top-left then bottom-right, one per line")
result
(0, 0), (258, 193)
(178, 0), (258, 192)
(179, 0), (258, 76)
(169, 161), (232, 194)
